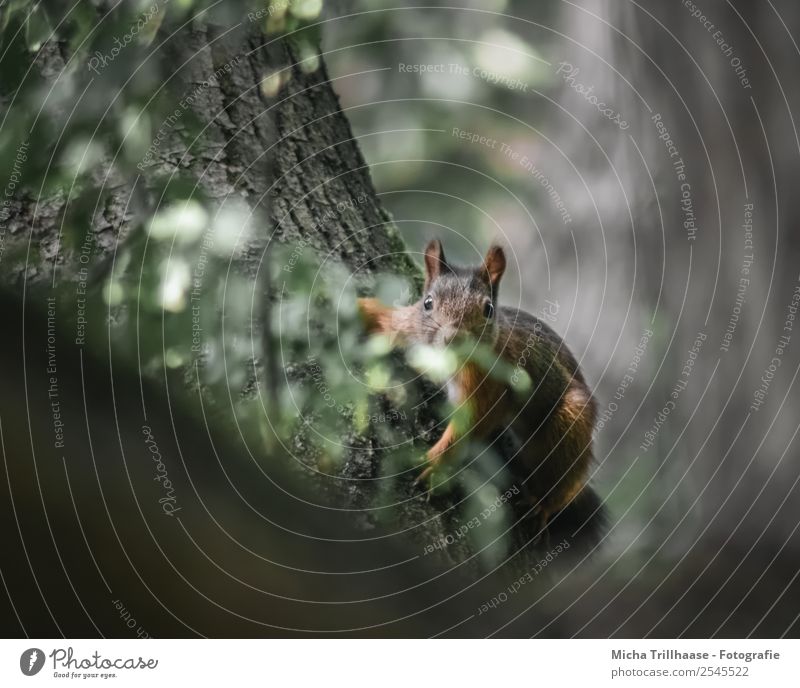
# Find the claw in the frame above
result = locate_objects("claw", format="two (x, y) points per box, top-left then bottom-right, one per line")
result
(413, 453), (442, 492)
(414, 462), (436, 487)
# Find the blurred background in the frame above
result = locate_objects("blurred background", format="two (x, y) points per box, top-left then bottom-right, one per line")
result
(1, 0), (799, 637)
(324, 0), (800, 598)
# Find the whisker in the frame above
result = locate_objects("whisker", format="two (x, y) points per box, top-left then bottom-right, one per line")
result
(427, 315), (445, 329)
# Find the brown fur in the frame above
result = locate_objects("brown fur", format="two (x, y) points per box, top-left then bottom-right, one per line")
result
(358, 241), (597, 528)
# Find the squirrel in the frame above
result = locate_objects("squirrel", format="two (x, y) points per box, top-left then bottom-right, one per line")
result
(358, 239), (605, 545)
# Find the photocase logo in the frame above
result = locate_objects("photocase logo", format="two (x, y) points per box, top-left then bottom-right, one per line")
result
(20, 648), (45, 676)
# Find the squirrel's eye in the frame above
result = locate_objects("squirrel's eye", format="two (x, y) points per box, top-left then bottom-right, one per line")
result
(483, 301), (494, 319)
(423, 295), (433, 311)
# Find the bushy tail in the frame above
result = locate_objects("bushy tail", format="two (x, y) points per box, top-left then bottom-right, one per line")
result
(545, 485), (608, 555)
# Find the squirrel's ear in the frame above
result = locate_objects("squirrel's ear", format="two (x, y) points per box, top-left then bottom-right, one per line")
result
(424, 239), (447, 290)
(483, 245), (506, 293)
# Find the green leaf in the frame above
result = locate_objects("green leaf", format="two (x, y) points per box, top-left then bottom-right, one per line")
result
(407, 343), (458, 382)
(148, 201), (208, 243)
(24, 5), (51, 51)
(289, 0), (323, 21)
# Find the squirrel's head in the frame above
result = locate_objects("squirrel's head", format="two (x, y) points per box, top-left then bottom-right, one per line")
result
(416, 239), (506, 348)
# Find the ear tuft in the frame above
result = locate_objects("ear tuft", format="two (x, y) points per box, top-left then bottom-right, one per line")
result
(483, 244), (506, 293)
(423, 239), (447, 290)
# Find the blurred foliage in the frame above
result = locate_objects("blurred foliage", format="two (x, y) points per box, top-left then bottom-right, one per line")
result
(266, 243), (523, 565)
(0, 0), (544, 567)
